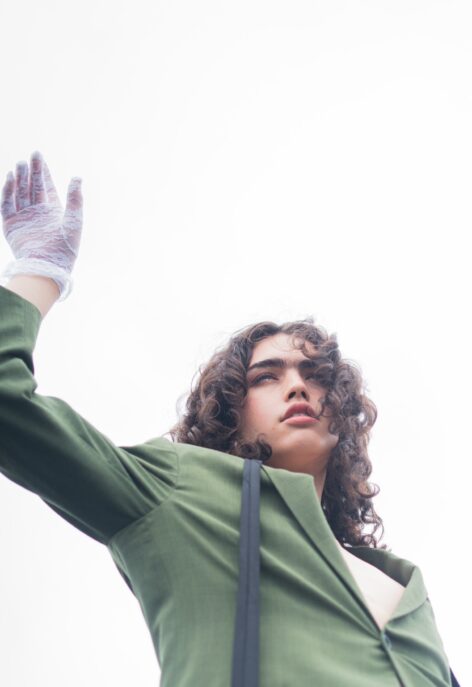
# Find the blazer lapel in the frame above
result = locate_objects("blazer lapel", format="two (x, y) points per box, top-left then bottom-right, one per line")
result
(261, 464), (371, 614)
(345, 546), (428, 622)
(260, 464), (428, 627)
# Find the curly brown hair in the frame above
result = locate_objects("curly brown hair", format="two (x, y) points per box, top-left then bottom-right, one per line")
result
(167, 317), (388, 550)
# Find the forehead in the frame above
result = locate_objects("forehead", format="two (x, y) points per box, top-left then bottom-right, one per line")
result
(249, 332), (318, 362)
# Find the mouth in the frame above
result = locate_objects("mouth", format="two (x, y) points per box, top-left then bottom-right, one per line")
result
(282, 403), (317, 422)
(283, 415), (318, 425)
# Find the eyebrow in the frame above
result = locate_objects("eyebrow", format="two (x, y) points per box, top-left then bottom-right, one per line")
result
(247, 357), (322, 374)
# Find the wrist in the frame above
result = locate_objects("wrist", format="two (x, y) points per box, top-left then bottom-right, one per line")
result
(2, 274), (60, 318)
(0, 258), (73, 302)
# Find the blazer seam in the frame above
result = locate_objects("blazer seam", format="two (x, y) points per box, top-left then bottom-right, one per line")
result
(105, 439), (182, 547)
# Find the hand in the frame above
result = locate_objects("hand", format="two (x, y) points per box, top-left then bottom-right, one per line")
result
(1, 150), (83, 300)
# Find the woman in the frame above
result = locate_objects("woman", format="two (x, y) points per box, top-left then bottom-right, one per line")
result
(0, 151), (459, 686)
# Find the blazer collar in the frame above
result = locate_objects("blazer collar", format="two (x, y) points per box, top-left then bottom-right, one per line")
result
(260, 463), (428, 627)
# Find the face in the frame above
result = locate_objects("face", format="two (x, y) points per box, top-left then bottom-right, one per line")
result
(240, 333), (339, 498)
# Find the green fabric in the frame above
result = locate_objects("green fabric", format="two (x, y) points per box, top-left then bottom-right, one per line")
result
(0, 284), (453, 686)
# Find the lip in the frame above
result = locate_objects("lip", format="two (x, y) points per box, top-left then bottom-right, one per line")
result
(283, 415), (318, 425)
(282, 402), (317, 421)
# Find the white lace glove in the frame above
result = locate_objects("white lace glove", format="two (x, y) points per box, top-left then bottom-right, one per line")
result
(0, 150), (83, 301)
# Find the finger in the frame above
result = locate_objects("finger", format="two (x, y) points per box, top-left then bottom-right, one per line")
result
(42, 159), (60, 205)
(30, 150), (47, 204)
(15, 161), (29, 210)
(63, 177), (83, 253)
(65, 177), (82, 213)
(1, 171), (16, 220)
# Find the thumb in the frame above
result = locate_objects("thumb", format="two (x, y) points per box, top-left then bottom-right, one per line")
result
(64, 177), (83, 227)
(66, 177), (83, 213)
(62, 177), (83, 254)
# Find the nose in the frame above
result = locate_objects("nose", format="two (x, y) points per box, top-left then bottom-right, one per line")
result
(285, 372), (310, 402)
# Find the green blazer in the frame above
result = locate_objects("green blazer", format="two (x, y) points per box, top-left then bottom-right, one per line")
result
(0, 285), (454, 686)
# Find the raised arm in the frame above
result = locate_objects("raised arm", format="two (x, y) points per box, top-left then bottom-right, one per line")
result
(0, 152), (179, 545)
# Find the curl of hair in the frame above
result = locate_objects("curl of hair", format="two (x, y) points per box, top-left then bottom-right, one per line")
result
(167, 318), (388, 550)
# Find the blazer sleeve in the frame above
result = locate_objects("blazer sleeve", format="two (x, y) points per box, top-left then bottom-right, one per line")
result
(0, 285), (179, 545)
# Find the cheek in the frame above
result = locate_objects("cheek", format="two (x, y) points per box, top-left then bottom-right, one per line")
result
(241, 396), (269, 430)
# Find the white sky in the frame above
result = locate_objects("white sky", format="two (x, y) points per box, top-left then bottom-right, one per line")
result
(0, 1), (470, 684)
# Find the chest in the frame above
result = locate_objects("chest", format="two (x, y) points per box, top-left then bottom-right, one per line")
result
(336, 542), (406, 630)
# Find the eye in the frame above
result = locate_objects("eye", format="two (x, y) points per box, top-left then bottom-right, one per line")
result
(252, 372), (321, 384)
(252, 373), (276, 384)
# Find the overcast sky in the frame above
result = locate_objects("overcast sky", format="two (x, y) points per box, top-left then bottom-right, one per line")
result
(0, 1), (470, 684)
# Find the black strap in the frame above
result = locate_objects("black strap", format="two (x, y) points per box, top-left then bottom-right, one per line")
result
(231, 459), (460, 687)
(231, 458), (262, 687)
